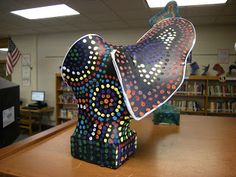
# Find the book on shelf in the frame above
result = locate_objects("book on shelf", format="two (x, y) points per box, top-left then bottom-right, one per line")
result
(208, 101), (236, 113)
(60, 108), (78, 119)
(58, 93), (77, 104)
(169, 100), (201, 112)
(208, 84), (236, 97)
(176, 81), (204, 95)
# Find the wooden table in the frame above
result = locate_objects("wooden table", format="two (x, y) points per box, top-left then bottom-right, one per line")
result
(1, 115), (236, 177)
(20, 106), (54, 131)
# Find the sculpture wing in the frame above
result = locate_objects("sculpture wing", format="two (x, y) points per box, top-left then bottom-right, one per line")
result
(112, 17), (196, 120)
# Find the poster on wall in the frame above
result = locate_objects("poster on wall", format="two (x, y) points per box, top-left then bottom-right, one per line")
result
(218, 49), (229, 64)
(21, 54), (31, 86)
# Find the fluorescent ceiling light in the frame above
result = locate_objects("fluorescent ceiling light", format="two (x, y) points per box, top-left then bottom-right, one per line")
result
(146, 0), (228, 8)
(11, 4), (80, 19)
(0, 48), (8, 52)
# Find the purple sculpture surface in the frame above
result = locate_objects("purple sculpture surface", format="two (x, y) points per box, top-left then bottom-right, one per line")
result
(61, 1), (196, 168)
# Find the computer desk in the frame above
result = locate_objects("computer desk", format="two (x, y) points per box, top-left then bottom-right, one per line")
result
(20, 106), (54, 131)
(1, 115), (236, 177)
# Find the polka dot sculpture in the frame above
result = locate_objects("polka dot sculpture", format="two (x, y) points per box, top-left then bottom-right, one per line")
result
(61, 1), (196, 169)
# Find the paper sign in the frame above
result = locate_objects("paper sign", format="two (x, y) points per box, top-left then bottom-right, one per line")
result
(2, 106), (15, 128)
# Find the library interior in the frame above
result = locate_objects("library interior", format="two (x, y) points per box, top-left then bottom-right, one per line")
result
(0, 0), (236, 176)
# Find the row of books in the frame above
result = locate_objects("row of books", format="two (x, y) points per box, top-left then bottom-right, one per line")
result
(58, 92), (77, 104)
(169, 100), (202, 112)
(208, 85), (236, 97)
(177, 81), (205, 96)
(60, 109), (78, 119)
(208, 101), (236, 113)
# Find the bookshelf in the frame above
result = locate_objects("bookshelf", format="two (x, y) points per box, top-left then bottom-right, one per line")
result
(169, 76), (236, 116)
(55, 73), (78, 125)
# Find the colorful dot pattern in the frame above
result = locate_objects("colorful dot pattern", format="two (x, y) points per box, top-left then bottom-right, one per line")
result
(62, 34), (137, 168)
(113, 17), (195, 119)
(61, 8), (195, 169)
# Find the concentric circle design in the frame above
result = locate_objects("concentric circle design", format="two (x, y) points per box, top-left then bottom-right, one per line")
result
(89, 78), (123, 122)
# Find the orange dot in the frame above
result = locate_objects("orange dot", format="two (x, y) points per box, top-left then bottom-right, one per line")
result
(141, 101), (146, 107)
(139, 112), (144, 116)
(133, 107), (138, 112)
(104, 99), (109, 104)
(146, 108), (151, 112)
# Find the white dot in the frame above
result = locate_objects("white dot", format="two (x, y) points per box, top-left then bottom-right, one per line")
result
(91, 40), (96, 45)
(83, 39), (87, 43)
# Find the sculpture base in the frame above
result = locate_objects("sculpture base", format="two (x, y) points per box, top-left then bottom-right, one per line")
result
(71, 133), (137, 169)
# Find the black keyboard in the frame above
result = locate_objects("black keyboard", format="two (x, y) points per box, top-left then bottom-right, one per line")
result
(22, 106), (39, 110)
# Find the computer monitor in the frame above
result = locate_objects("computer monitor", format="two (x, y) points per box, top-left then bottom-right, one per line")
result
(31, 91), (45, 102)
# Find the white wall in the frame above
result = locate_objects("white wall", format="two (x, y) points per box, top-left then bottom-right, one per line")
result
(11, 24), (236, 124)
(192, 25), (236, 75)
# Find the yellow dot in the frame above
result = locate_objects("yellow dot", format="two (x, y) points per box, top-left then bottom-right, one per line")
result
(101, 113), (105, 117)
(106, 84), (110, 88)
(94, 108), (98, 112)
(101, 85), (105, 89)
(107, 128), (111, 132)
(115, 109), (119, 112)
(106, 114), (110, 117)
(96, 88), (99, 92)
(97, 112), (101, 116)
(120, 121), (124, 125)
(75, 78), (78, 81)
(104, 139), (107, 143)
(87, 70), (90, 74)
(118, 100), (122, 104)
(92, 97), (96, 101)
(83, 74), (87, 78)
(71, 78), (74, 81)
(121, 137), (123, 142)
(111, 112), (115, 116)
(91, 66), (95, 70)
(119, 132), (122, 137)
(80, 77), (83, 80)
(105, 133), (109, 137)
(118, 127), (122, 131)
(62, 73), (66, 77)
(66, 76), (70, 79)
(111, 86), (114, 89)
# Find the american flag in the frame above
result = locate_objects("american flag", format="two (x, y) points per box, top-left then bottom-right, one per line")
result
(6, 38), (22, 76)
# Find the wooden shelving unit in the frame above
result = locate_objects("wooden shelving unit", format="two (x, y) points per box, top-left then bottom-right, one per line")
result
(55, 73), (78, 125)
(170, 75), (236, 116)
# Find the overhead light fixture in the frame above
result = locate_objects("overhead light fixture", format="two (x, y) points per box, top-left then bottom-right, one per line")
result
(146, 0), (228, 8)
(11, 4), (80, 19)
(0, 48), (8, 52)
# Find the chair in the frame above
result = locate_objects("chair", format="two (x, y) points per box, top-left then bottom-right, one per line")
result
(19, 110), (35, 135)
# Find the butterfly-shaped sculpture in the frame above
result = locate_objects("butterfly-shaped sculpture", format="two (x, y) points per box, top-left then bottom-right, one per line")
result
(61, 1), (196, 168)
